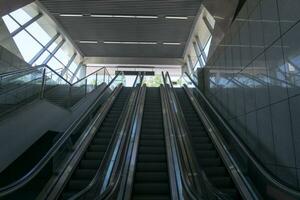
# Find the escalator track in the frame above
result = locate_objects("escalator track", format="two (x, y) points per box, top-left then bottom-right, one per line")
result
(175, 88), (241, 200)
(59, 87), (131, 199)
(131, 87), (171, 200)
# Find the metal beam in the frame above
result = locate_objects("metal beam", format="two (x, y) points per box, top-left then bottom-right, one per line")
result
(11, 13), (42, 37)
(70, 62), (82, 83)
(42, 39), (65, 64)
(29, 33), (60, 65)
(61, 53), (77, 76)
(193, 42), (204, 67)
(187, 55), (193, 74)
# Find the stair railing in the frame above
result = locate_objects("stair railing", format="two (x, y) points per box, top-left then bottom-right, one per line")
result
(0, 73), (122, 198)
(183, 72), (300, 199)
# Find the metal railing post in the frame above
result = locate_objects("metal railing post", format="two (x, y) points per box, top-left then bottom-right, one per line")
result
(40, 68), (46, 99)
(103, 69), (106, 83)
(85, 79), (87, 96)
(95, 73), (98, 88)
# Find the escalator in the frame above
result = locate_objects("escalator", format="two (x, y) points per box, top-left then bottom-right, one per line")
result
(131, 87), (171, 200)
(59, 87), (132, 199)
(175, 88), (241, 200)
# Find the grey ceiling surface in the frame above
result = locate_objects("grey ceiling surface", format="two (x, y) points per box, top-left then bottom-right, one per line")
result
(39, 0), (202, 58)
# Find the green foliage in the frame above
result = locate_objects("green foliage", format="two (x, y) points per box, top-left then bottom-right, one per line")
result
(143, 75), (162, 87)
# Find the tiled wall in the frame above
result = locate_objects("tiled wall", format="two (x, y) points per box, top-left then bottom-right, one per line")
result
(205, 0), (300, 187)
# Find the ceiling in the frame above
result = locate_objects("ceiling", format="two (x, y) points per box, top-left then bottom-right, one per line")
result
(39, 0), (202, 58)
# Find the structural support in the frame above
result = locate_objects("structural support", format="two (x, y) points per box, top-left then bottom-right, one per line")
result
(187, 55), (194, 74)
(193, 42), (204, 67)
(70, 62), (82, 83)
(195, 36), (207, 62)
(11, 13), (42, 37)
(42, 39), (65, 64)
(61, 53), (77, 76)
(29, 33), (60, 65)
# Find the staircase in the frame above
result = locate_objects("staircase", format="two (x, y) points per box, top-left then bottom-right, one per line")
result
(131, 87), (171, 200)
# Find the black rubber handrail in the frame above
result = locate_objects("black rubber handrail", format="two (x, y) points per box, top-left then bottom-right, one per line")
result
(165, 72), (232, 200)
(184, 72), (300, 199)
(0, 73), (121, 197)
(65, 74), (143, 200)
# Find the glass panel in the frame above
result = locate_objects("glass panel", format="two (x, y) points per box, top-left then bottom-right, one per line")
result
(47, 57), (64, 71)
(26, 20), (52, 46)
(48, 36), (62, 52)
(204, 36), (212, 57)
(2, 15), (20, 32)
(33, 51), (50, 66)
(10, 8), (32, 25)
(13, 30), (43, 62)
(54, 43), (70, 65)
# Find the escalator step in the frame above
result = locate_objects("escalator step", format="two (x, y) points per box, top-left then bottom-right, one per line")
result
(132, 195), (170, 200)
(74, 169), (97, 179)
(85, 152), (104, 160)
(79, 160), (99, 169)
(133, 183), (170, 194)
(137, 154), (166, 162)
(68, 180), (90, 190)
(136, 163), (167, 172)
(135, 172), (168, 182)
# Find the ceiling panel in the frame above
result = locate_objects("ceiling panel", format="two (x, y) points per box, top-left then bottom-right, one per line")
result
(40, 0), (202, 58)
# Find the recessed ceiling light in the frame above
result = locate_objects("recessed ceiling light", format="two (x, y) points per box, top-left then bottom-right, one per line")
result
(79, 40), (98, 44)
(59, 14), (83, 17)
(104, 41), (157, 45)
(163, 42), (181, 45)
(136, 15), (158, 19)
(90, 14), (113, 18)
(165, 16), (188, 20)
(113, 15), (136, 18)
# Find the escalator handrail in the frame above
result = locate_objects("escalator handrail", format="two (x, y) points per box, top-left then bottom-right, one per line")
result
(184, 72), (300, 197)
(95, 84), (144, 200)
(165, 72), (232, 200)
(0, 73), (121, 197)
(66, 75), (143, 200)
(162, 73), (203, 200)
(95, 78), (144, 200)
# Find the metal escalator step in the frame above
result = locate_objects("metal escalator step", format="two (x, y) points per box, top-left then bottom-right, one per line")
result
(93, 138), (111, 145)
(137, 154), (166, 162)
(196, 150), (218, 157)
(139, 146), (166, 154)
(79, 160), (99, 169)
(198, 158), (222, 166)
(192, 136), (210, 143)
(74, 169), (97, 179)
(67, 180), (90, 190)
(135, 172), (168, 182)
(210, 177), (233, 188)
(136, 163), (167, 172)
(139, 140), (165, 146)
(194, 143), (213, 150)
(85, 152), (105, 160)
(88, 145), (107, 152)
(140, 135), (164, 140)
(133, 183), (170, 194)
(132, 195), (170, 200)
(204, 166), (228, 176)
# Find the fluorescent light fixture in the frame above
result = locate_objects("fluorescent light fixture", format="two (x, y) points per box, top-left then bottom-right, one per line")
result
(79, 40), (98, 44)
(163, 42), (181, 45)
(165, 16), (188, 20)
(136, 15), (158, 19)
(91, 14), (113, 18)
(113, 15), (135, 18)
(59, 14), (83, 17)
(104, 41), (157, 45)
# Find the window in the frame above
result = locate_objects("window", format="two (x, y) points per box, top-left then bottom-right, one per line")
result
(2, 2), (82, 81)
(13, 31), (43, 62)
(2, 15), (20, 32)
